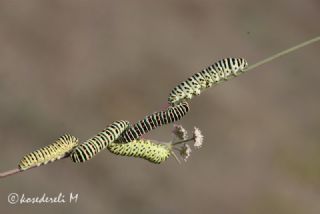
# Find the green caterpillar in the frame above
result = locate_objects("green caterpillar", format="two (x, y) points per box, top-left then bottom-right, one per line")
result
(70, 120), (129, 163)
(107, 139), (171, 164)
(18, 134), (79, 170)
(168, 57), (248, 105)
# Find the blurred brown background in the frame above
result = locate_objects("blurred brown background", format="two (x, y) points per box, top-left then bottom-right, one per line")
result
(0, 0), (319, 213)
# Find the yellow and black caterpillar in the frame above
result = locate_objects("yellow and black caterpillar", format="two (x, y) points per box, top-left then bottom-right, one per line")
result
(108, 139), (171, 164)
(18, 134), (79, 170)
(168, 57), (248, 105)
(70, 120), (129, 163)
(117, 102), (189, 143)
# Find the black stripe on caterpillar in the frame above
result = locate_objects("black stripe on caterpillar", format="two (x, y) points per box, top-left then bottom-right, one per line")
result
(117, 102), (190, 143)
(168, 58), (248, 105)
(18, 134), (79, 170)
(70, 120), (129, 163)
(107, 139), (171, 164)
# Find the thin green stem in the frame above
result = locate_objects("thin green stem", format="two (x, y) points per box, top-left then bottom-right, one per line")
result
(172, 137), (194, 146)
(244, 36), (320, 72)
(171, 151), (181, 164)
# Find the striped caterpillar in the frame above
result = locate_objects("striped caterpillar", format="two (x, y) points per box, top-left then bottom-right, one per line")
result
(168, 57), (248, 105)
(70, 120), (129, 163)
(107, 139), (171, 164)
(117, 102), (190, 143)
(18, 134), (79, 170)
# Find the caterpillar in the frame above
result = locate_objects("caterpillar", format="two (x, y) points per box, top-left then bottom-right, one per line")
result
(168, 57), (248, 105)
(117, 101), (190, 143)
(18, 134), (79, 170)
(107, 139), (171, 164)
(70, 120), (129, 163)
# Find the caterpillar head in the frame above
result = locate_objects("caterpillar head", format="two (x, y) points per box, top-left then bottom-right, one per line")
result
(233, 58), (248, 75)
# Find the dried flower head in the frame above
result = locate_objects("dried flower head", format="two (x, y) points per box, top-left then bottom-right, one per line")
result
(172, 124), (188, 140)
(193, 127), (204, 149)
(180, 143), (191, 162)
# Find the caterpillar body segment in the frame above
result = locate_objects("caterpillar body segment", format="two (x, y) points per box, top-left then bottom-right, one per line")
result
(18, 134), (79, 170)
(168, 58), (248, 105)
(70, 120), (129, 163)
(118, 102), (190, 143)
(108, 140), (171, 164)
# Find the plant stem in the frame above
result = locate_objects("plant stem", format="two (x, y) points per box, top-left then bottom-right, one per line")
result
(171, 151), (181, 164)
(0, 168), (22, 178)
(244, 36), (320, 72)
(172, 137), (194, 145)
(0, 155), (69, 179)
